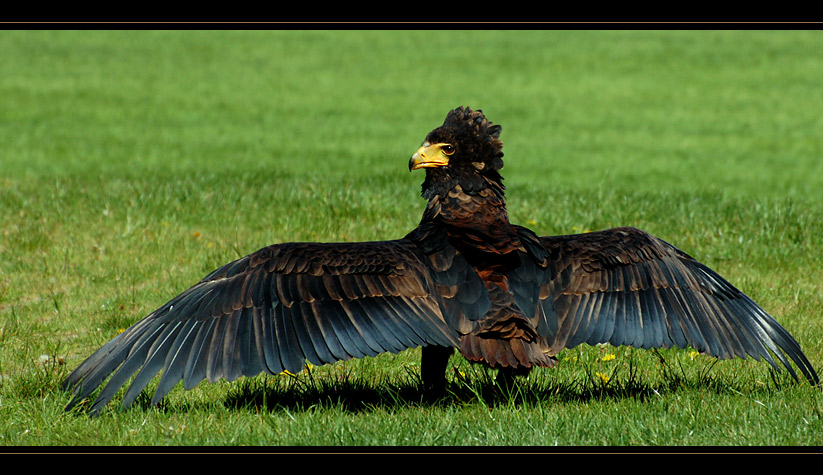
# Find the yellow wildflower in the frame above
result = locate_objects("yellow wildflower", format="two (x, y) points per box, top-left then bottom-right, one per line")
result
(689, 350), (700, 360)
(281, 363), (313, 376)
(601, 353), (616, 362)
(595, 372), (610, 384)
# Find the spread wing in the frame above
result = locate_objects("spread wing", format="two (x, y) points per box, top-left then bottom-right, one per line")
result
(539, 227), (819, 385)
(62, 230), (490, 415)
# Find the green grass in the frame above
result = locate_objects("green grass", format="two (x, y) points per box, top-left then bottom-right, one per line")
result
(2, 30), (823, 447)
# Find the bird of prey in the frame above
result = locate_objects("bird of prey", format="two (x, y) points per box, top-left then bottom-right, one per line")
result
(62, 106), (819, 415)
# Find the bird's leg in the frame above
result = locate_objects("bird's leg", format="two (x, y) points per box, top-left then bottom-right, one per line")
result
(495, 365), (531, 391)
(421, 345), (453, 397)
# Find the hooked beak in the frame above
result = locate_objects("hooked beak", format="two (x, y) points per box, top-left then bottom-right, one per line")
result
(409, 143), (451, 171)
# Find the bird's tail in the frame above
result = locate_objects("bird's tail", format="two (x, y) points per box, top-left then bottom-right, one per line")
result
(459, 314), (556, 369)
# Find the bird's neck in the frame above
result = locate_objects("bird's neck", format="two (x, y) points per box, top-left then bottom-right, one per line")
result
(422, 181), (504, 220)
(420, 179), (517, 245)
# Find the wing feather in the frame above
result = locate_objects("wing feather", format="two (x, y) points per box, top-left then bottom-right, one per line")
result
(182, 318), (217, 390)
(291, 300), (334, 365)
(271, 300), (305, 374)
(152, 319), (201, 403)
(62, 235), (469, 414)
(539, 226), (818, 385)
(205, 314), (229, 383)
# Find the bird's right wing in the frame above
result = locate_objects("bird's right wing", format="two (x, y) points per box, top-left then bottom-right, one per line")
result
(538, 227), (818, 385)
(62, 225), (490, 414)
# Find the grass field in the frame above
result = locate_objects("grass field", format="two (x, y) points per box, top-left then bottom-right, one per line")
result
(2, 30), (823, 447)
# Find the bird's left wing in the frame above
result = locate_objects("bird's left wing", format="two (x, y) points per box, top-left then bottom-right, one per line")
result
(62, 237), (476, 414)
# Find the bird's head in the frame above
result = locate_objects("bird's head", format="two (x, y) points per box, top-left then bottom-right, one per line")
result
(410, 106), (505, 199)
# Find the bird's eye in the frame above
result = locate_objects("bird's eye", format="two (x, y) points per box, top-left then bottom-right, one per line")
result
(441, 144), (455, 155)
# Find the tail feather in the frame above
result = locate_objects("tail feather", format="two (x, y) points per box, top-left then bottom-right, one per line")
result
(459, 321), (556, 369)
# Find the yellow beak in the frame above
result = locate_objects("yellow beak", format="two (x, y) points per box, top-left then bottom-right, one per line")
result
(409, 143), (451, 171)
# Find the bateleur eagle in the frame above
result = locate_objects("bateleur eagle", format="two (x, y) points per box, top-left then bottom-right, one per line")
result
(62, 106), (820, 415)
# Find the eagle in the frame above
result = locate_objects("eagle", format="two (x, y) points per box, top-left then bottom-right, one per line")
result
(62, 106), (819, 415)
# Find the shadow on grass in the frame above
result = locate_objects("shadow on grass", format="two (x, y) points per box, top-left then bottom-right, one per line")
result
(212, 361), (778, 415)
(87, 349), (798, 416)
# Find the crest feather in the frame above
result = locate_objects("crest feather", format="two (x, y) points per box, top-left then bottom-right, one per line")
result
(441, 106), (504, 171)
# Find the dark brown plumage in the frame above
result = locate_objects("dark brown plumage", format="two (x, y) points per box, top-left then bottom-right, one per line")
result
(62, 106), (819, 414)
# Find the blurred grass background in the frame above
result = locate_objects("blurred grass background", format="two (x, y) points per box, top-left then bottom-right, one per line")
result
(1, 30), (822, 446)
